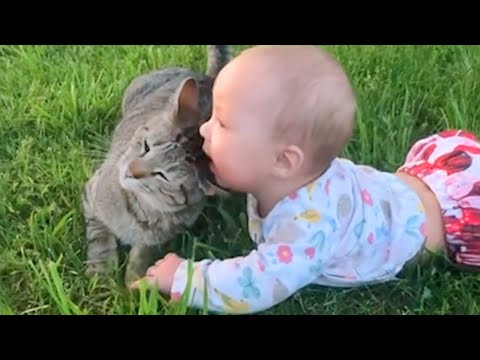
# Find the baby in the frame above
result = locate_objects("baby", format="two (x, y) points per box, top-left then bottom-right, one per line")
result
(131, 45), (480, 314)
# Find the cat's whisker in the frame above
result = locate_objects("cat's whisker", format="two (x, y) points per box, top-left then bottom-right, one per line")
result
(142, 184), (154, 193)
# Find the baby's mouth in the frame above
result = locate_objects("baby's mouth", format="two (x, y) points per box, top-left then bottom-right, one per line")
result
(192, 151), (215, 179)
(194, 152), (229, 192)
(201, 155), (218, 183)
(207, 158), (216, 173)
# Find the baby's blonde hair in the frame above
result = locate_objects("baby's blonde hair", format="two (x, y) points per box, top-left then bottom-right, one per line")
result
(241, 45), (357, 173)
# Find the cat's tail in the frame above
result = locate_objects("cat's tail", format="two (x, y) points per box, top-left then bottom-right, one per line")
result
(206, 45), (231, 79)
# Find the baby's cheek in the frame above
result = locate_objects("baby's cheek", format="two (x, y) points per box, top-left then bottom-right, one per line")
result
(213, 139), (258, 187)
(208, 155), (238, 187)
(221, 163), (248, 186)
(220, 161), (256, 191)
(214, 143), (239, 169)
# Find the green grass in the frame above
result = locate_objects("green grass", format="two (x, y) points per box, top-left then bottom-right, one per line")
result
(1, 45), (480, 315)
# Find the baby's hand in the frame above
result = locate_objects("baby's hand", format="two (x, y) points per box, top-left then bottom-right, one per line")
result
(130, 253), (185, 295)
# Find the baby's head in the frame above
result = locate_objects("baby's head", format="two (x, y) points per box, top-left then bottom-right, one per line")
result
(200, 45), (356, 196)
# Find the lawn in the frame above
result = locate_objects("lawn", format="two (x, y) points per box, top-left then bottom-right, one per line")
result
(1, 44), (480, 315)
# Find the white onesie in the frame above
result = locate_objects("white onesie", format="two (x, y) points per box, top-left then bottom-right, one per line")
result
(170, 157), (426, 314)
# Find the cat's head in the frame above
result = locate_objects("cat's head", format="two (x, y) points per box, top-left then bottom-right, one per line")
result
(118, 77), (226, 209)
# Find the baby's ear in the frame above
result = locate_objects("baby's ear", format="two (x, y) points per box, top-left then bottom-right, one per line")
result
(171, 77), (200, 126)
(272, 145), (305, 179)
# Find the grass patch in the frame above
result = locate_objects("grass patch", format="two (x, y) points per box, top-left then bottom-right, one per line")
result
(1, 45), (480, 314)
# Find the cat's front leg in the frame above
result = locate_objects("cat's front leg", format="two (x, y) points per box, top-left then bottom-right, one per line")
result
(124, 243), (163, 286)
(85, 217), (119, 276)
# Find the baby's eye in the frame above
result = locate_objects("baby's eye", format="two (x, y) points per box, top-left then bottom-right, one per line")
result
(216, 118), (226, 129)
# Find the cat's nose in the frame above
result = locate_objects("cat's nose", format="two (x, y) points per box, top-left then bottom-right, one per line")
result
(126, 160), (150, 179)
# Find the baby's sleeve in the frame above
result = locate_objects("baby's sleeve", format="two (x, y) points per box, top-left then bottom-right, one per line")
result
(170, 222), (334, 314)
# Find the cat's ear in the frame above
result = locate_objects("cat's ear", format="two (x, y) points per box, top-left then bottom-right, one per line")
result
(172, 77), (200, 126)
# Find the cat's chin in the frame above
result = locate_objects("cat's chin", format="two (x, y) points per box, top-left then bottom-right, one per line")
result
(119, 175), (140, 192)
(198, 170), (230, 197)
(199, 179), (228, 197)
(118, 163), (140, 192)
(192, 151), (230, 196)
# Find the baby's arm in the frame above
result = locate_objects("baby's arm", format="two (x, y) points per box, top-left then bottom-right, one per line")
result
(171, 237), (328, 314)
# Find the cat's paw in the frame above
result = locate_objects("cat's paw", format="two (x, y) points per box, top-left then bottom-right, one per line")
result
(86, 265), (104, 276)
(85, 258), (118, 277)
(124, 268), (145, 288)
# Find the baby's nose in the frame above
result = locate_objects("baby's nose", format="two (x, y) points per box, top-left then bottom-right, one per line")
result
(199, 120), (211, 139)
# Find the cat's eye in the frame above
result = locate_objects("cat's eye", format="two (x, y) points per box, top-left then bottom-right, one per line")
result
(143, 140), (150, 154)
(174, 133), (184, 143)
(153, 171), (168, 181)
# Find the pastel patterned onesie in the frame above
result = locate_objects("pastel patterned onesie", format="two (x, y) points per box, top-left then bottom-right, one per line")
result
(170, 158), (427, 314)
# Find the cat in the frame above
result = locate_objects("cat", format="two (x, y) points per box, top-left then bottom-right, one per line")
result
(82, 45), (231, 285)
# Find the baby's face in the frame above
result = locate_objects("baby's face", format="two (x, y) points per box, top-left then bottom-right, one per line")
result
(200, 68), (277, 194)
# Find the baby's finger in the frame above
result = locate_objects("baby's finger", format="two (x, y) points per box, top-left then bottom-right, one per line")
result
(129, 279), (142, 290)
(146, 266), (159, 278)
(129, 276), (157, 291)
(154, 258), (165, 266)
(164, 252), (176, 260)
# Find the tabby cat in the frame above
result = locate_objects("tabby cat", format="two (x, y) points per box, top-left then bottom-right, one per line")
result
(82, 45), (231, 284)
